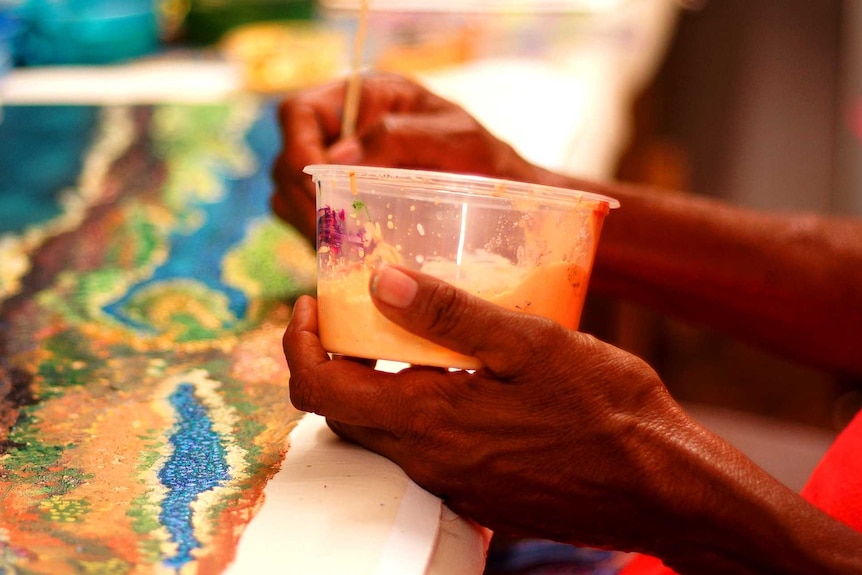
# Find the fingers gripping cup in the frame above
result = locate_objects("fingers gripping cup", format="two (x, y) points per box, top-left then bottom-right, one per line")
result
(305, 165), (619, 369)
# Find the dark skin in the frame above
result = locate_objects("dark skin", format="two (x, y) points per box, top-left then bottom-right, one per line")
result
(274, 73), (862, 573)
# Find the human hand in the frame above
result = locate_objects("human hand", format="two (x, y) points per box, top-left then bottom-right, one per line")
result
(284, 264), (699, 552)
(271, 73), (537, 241)
(284, 265), (862, 572)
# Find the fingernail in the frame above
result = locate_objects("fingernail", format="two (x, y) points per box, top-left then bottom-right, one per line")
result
(370, 265), (418, 308)
(328, 138), (363, 164)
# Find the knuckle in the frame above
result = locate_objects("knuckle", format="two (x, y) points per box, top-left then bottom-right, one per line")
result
(387, 376), (444, 441)
(422, 282), (469, 337)
(288, 368), (322, 414)
(404, 407), (437, 444)
(485, 314), (559, 374)
(387, 377), (434, 435)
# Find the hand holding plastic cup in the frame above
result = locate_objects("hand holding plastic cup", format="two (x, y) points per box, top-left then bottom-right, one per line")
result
(305, 164), (619, 370)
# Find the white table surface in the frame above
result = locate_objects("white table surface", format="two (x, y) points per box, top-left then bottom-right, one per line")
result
(225, 412), (488, 575)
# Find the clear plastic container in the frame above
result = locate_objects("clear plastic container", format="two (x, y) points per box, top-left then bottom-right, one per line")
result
(305, 164), (619, 369)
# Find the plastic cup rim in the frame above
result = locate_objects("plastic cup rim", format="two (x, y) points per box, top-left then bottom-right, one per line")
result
(303, 164), (620, 210)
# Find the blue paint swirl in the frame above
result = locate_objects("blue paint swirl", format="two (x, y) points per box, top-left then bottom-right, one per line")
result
(102, 102), (282, 334)
(159, 383), (230, 570)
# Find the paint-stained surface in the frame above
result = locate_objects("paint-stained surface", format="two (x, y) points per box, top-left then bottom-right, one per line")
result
(0, 100), (315, 574)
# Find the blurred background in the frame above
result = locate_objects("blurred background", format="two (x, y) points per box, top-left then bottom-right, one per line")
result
(596, 0), (862, 460)
(2, 0), (861, 493)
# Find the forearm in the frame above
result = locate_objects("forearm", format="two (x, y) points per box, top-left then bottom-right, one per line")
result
(528, 167), (862, 375)
(627, 406), (862, 574)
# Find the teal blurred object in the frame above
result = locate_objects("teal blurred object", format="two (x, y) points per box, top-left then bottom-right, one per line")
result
(11, 0), (160, 65)
(0, 105), (100, 234)
(183, 0), (315, 45)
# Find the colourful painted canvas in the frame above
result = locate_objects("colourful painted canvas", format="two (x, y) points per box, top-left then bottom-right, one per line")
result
(0, 99), (316, 574)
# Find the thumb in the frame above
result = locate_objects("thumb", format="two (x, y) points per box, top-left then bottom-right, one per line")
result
(369, 264), (552, 376)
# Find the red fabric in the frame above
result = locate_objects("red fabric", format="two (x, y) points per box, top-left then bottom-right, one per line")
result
(800, 410), (862, 530)
(619, 410), (862, 575)
(619, 554), (672, 575)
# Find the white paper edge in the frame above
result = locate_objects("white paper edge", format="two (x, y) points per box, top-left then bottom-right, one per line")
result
(372, 359), (442, 575)
(375, 479), (442, 575)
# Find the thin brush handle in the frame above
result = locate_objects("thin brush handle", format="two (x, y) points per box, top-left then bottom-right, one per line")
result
(341, 0), (369, 139)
